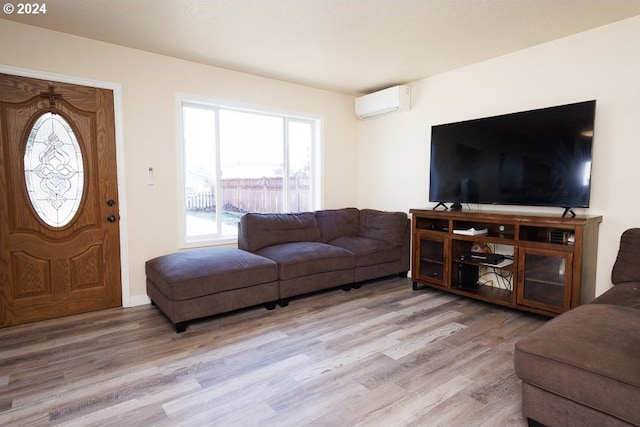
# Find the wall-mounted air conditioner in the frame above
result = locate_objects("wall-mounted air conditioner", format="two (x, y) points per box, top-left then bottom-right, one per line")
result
(355, 85), (411, 120)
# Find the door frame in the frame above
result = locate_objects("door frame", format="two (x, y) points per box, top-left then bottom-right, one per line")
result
(0, 64), (134, 307)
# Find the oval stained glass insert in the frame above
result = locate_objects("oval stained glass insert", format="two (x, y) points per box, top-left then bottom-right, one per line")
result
(24, 112), (84, 227)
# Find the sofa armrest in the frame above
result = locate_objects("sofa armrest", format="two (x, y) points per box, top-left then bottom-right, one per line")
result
(358, 209), (408, 247)
(401, 217), (410, 270)
(612, 228), (640, 284)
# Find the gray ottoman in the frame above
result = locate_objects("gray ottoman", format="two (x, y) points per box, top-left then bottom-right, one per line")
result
(146, 247), (279, 332)
(514, 304), (640, 426)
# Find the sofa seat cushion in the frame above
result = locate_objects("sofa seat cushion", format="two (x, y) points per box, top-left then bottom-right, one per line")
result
(145, 248), (278, 301)
(514, 304), (640, 426)
(329, 236), (402, 267)
(256, 242), (355, 281)
(591, 282), (640, 310)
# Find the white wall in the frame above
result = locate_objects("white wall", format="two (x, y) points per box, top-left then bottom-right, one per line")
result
(0, 20), (359, 305)
(357, 16), (640, 297)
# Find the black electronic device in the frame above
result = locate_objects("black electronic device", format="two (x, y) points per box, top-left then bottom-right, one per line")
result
(549, 229), (573, 244)
(460, 251), (505, 265)
(458, 264), (479, 289)
(429, 100), (596, 211)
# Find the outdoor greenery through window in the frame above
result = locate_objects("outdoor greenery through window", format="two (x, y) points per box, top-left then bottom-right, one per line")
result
(182, 101), (318, 243)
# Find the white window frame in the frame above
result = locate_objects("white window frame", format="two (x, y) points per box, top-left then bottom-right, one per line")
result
(177, 94), (323, 247)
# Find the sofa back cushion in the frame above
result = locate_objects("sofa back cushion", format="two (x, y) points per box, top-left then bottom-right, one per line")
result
(358, 209), (407, 247)
(612, 228), (640, 284)
(316, 208), (360, 242)
(238, 212), (321, 252)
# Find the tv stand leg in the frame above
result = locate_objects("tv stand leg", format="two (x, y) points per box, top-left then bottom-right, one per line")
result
(562, 207), (576, 218)
(450, 202), (462, 211)
(433, 202), (448, 210)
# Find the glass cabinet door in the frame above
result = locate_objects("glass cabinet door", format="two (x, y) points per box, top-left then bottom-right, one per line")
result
(414, 232), (448, 287)
(517, 248), (573, 313)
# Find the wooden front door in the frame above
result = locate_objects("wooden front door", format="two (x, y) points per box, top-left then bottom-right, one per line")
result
(0, 73), (122, 328)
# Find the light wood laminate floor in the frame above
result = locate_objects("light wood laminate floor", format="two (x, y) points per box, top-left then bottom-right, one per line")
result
(0, 277), (546, 426)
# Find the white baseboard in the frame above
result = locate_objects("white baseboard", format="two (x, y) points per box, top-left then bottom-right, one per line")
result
(125, 294), (151, 307)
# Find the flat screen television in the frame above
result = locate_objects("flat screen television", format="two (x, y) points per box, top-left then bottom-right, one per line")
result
(428, 100), (596, 215)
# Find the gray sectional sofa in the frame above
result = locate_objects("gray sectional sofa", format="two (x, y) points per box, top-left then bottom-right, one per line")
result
(147, 207), (410, 331)
(514, 228), (640, 427)
(238, 208), (410, 305)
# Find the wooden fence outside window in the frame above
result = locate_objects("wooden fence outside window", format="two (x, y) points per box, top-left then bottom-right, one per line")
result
(186, 176), (309, 214)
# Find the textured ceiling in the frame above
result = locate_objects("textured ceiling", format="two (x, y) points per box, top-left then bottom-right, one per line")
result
(3, 0), (640, 95)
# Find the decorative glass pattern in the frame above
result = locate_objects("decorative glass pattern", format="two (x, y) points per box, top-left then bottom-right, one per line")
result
(24, 112), (84, 227)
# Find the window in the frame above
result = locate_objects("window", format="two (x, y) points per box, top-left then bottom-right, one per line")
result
(181, 100), (320, 244)
(25, 112), (84, 228)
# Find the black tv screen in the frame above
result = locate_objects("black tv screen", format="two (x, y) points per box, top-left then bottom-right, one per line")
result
(429, 100), (596, 209)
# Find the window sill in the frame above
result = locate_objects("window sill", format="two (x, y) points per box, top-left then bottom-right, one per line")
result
(181, 237), (238, 250)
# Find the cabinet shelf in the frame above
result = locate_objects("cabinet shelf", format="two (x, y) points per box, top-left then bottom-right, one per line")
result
(515, 240), (575, 253)
(452, 234), (518, 246)
(420, 258), (444, 264)
(456, 285), (513, 305)
(410, 209), (602, 317)
(525, 277), (564, 287)
(456, 259), (514, 270)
